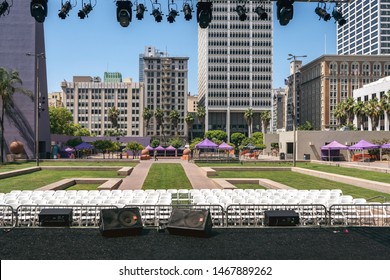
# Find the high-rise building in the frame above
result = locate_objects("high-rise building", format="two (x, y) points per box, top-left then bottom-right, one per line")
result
(198, 1), (273, 140)
(143, 55), (189, 139)
(61, 76), (144, 136)
(337, 0), (390, 55)
(139, 46), (168, 82)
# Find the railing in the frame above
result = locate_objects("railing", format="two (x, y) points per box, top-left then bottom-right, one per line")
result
(1, 203), (389, 228)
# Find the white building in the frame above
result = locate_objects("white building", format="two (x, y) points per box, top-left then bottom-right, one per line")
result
(337, 0), (390, 55)
(198, 1), (273, 140)
(353, 76), (390, 131)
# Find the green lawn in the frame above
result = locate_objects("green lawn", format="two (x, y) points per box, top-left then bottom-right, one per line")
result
(66, 184), (101, 190)
(143, 163), (192, 189)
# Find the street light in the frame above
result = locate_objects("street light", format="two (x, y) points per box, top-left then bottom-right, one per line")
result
(26, 52), (45, 166)
(287, 53), (307, 167)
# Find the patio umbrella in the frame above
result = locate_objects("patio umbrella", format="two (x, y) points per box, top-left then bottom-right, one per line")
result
(349, 140), (380, 162)
(321, 141), (348, 161)
(75, 142), (94, 150)
(218, 142), (233, 150)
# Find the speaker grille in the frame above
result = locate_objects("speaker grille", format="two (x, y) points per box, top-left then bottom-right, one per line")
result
(100, 208), (143, 237)
(167, 209), (212, 237)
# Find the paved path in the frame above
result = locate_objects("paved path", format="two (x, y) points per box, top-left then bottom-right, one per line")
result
(118, 158), (218, 190)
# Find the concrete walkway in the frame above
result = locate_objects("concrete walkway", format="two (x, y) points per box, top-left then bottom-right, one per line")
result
(118, 158), (218, 190)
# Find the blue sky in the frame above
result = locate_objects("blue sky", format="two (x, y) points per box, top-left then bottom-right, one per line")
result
(44, 1), (338, 95)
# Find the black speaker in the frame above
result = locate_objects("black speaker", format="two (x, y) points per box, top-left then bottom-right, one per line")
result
(167, 209), (213, 237)
(264, 210), (300, 226)
(39, 208), (73, 227)
(99, 208), (143, 237)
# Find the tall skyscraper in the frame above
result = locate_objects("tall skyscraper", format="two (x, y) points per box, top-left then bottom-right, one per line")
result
(198, 1), (273, 140)
(337, 0), (390, 55)
(139, 46), (168, 82)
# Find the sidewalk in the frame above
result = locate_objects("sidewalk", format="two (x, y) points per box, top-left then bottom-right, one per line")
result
(118, 158), (218, 190)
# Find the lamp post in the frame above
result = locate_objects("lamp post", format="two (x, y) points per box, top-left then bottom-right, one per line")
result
(26, 52), (45, 166)
(287, 53), (307, 167)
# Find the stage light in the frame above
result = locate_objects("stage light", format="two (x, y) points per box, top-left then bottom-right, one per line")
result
(116, 0), (132, 27)
(152, 8), (162, 22)
(167, 9), (178, 23)
(236, 5), (247, 21)
(0, 0), (11, 17)
(183, 3), (192, 21)
(78, 1), (93, 19)
(315, 6), (331, 21)
(30, 0), (48, 23)
(332, 8), (347, 26)
(135, 3), (145, 20)
(58, 1), (72, 19)
(196, 1), (212, 29)
(276, 0), (294, 26)
(254, 6), (267, 20)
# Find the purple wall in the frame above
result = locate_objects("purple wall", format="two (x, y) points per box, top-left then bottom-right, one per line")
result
(0, 2), (51, 161)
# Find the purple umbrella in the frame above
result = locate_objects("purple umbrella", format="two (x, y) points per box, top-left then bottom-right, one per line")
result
(195, 138), (218, 149)
(218, 142), (233, 150)
(381, 142), (390, 149)
(145, 145), (154, 151)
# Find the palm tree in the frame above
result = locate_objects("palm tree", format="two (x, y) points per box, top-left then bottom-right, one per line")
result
(353, 100), (366, 130)
(244, 108), (253, 137)
(367, 97), (382, 130)
(142, 107), (153, 136)
(185, 112), (195, 141)
(260, 111), (271, 134)
(196, 106), (206, 136)
(107, 106), (119, 130)
(333, 102), (347, 128)
(380, 91), (390, 130)
(154, 108), (164, 140)
(0, 67), (32, 163)
(344, 97), (356, 125)
(169, 109), (180, 136)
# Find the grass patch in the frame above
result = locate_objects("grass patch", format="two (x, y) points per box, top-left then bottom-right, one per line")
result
(0, 170), (122, 193)
(212, 170), (390, 201)
(143, 163), (191, 189)
(66, 184), (101, 190)
(234, 183), (266, 189)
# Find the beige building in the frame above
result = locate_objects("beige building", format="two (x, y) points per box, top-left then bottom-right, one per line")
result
(187, 94), (198, 113)
(300, 55), (390, 130)
(48, 92), (63, 108)
(61, 75), (144, 136)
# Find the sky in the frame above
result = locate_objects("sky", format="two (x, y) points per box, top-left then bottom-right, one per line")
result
(44, 1), (338, 95)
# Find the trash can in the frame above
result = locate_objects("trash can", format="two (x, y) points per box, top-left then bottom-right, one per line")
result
(280, 152), (285, 160)
(304, 154), (310, 160)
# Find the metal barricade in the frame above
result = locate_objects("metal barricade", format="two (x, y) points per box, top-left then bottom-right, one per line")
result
(0, 205), (16, 228)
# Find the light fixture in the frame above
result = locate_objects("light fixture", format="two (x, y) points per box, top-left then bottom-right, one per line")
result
(116, 0), (132, 27)
(196, 1), (212, 29)
(236, 5), (247, 21)
(135, 2), (145, 20)
(58, 1), (72, 19)
(332, 7), (347, 26)
(254, 6), (267, 20)
(30, 0), (48, 23)
(182, 2), (192, 21)
(0, 0), (11, 17)
(276, 0), (294, 26)
(78, 0), (94, 19)
(152, 1), (163, 22)
(315, 5), (331, 21)
(167, 1), (178, 23)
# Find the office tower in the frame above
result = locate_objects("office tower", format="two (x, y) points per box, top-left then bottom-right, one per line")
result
(337, 0), (390, 55)
(0, 2), (50, 161)
(198, 1), (273, 140)
(61, 76), (144, 136)
(139, 46), (168, 82)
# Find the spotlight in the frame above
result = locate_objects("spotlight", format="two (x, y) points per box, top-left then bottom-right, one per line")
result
(236, 5), (247, 21)
(0, 0), (10, 17)
(135, 3), (145, 20)
(276, 0), (294, 26)
(196, 1), (212, 29)
(315, 6), (331, 21)
(30, 0), (48, 23)
(332, 8), (347, 26)
(152, 8), (162, 22)
(167, 9), (178, 23)
(58, 1), (72, 20)
(116, 0), (132, 27)
(254, 6), (267, 20)
(78, 2), (93, 19)
(183, 3), (192, 21)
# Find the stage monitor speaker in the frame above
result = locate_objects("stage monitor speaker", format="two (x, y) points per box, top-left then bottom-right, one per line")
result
(99, 208), (143, 237)
(39, 208), (73, 227)
(264, 210), (299, 226)
(167, 208), (213, 237)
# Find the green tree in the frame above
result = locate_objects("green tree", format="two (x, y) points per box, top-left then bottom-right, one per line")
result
(185, 112), (195, 142)
(142, 107), (153, 136)
(93, 139), (113, 159)
(353, 100), (366, 131)
(244, 108), (254, 137)
(333, 102), (347, 128)
(344, 97), (356, 125)
(196, 106), (206, 136)
(298, 121), (313, 130)
(205, 130), (227, 144)
(154, 108), (164, 140)
(151, 139), (160, 148)
(125, 141), (144, 159)
(260, 111), (271, 134)
(49, 107), (75, 135)
(169, 137), (183, 149)
(66, 137), (82, 148)
(367, 97), (382, 130)
(230, 132), (246, 151)
(169, 109), (180, 136)
(72, 124), (91, 136)
(0, 68), (32, 163)
(108, 106), (119, 129)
